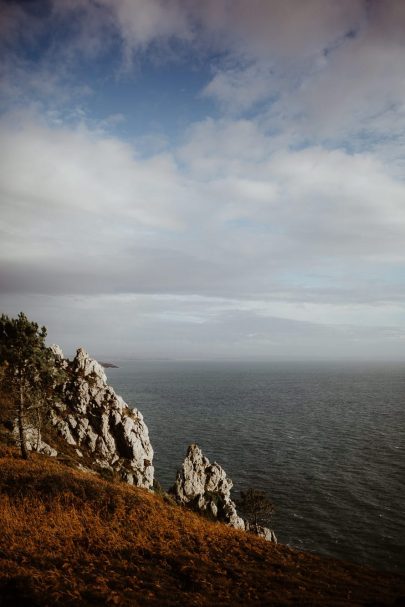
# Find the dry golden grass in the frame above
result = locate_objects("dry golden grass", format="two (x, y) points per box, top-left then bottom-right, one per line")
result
(0, 445), (404, 606)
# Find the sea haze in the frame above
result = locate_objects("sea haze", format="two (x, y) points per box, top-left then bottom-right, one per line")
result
(106, 361), (405, 572)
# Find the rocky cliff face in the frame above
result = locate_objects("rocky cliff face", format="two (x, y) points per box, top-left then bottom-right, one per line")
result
(50, 347), (154, 489)
(11, 346), (154, 489)
(171, 444), (277, 542)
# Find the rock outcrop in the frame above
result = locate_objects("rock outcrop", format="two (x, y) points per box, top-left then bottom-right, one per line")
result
(7, 346), (154, 488)
(171, 443), (245, 529)
(12, 424), (57, 458)
(171, 444), (277, 542)
(48, 347), (154, 489)
(245, 520), (278, 542)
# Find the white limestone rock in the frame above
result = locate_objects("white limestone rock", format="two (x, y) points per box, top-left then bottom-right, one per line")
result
(50, 344), (65, 360)
(50, 347), (154, 489)
(245, 522), (278, 543)
(49, 412), (77, 446)
(12, 422), (57, 458)
(50, 344), (68, 369)
(7, 346), (153, 488)
(172, 444), (277, 542)
(74, 346), (107, 383)
(171, 444), (245, 530)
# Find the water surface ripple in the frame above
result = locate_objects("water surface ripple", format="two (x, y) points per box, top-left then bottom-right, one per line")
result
(107, 361), (405, 572)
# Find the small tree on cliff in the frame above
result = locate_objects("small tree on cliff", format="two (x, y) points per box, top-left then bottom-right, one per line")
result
(0, 312), (61, 459)
(238, 488), (274, 531)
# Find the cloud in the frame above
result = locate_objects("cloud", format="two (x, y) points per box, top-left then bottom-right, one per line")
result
(102, 0), (191, 67)
(195, 0), (364, 59)
(0, 111), (187, 229)
(1, 110), (404, 310)
(49, 0), (364, 63)
(198, 0), (405, 146)
(289, 5), (405, 141)
(3, 0), (404, 148)
(202, 63), (277, 114)
(179, 118), (405, 261)
(2, 292), (404, 360)
(1, 1), (405, 359)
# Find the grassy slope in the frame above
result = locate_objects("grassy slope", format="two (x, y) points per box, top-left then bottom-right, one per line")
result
(0, 447), (404, 607)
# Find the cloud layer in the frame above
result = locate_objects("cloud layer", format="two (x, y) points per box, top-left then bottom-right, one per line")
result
(1, 0), (404, 359)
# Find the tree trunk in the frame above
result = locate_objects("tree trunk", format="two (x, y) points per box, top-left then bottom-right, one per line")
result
(35, 407), (42, 452)
(18, 380), (29, 460)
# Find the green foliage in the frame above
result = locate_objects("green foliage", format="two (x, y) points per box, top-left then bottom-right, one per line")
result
(237, 488), (274, 528)
(0, 312), (63, 458)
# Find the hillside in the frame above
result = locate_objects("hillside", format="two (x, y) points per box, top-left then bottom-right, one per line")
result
(0, 446), (403, 607)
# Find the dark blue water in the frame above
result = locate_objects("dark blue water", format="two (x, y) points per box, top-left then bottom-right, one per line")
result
(106, 361), (405, 572)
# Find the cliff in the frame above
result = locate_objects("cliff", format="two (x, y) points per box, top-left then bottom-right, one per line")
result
(6, 346), (154, 489)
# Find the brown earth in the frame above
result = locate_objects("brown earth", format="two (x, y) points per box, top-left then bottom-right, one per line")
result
(0, 446), (404, 607)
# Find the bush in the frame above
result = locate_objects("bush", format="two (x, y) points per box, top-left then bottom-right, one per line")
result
(237, 488), (274, 529)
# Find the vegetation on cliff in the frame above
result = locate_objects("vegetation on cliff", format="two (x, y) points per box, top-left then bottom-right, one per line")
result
(0, 445), (404, 607)
(0, 313), (63, 459)
(0, 313), (154, 487)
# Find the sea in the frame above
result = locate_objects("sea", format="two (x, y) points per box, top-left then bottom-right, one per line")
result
(105, 360), (405, 573)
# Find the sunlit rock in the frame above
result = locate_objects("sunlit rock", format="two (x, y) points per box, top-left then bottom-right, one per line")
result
(172, 444), (276, 541)
(171, 444), (245, 530)
(49, 347), (154, 489)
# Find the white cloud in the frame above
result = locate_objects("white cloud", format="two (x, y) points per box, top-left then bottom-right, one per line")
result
(198, 0), (405, 148)
(3, 1), (404, 148)
(202, 63), (276, 114)
(2, 1), (405, 359)
(2, 292), (404, 360)
(0, 112), (188, 231)
(190, 0), (364, 59)
(107, 0), (190, 49)
(1, 111), (405, 309)
(178, 119), (405, 262)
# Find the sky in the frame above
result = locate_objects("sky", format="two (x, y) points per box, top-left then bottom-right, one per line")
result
(1, 0), (405, 361)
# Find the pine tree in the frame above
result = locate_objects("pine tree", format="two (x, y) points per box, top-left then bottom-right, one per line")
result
(0, 313), (62, 459)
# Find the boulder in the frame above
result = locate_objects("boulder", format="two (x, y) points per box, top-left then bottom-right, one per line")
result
(245, 522), (278, 543)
